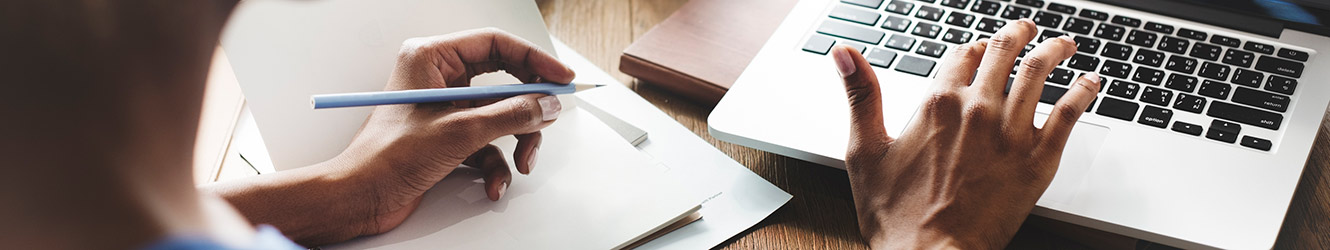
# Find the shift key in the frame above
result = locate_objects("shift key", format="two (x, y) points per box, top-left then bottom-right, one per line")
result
(1207, 101), (1283, 130)
(817, 20), (885, 44)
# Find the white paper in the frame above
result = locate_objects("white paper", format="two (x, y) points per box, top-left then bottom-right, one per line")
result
(326, 105), (702, 249)
(555, 39), (793, 249)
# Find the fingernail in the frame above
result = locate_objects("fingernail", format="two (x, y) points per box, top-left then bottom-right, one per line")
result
(1058, 35), (1075, 43)
(1084, 72), (1101, 84)
(1018, 18), (1035, 25)
(833, 47), (856, 77)
(526, 147), (538, 174)
(538, 96), (561, 121)
(498, 182), (508, 199)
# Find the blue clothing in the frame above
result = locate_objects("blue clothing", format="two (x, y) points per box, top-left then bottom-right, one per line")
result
(142, 225), (304, 250)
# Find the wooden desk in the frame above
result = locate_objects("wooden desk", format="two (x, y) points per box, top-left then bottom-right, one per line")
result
(534, 0), (1330, 249)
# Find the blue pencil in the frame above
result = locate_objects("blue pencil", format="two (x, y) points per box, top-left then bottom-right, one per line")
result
(311, 83), (603, 109)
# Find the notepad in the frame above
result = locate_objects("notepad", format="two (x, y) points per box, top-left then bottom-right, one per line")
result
(324, 100), (702, 249)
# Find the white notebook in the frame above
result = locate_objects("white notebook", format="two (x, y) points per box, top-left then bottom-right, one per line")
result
(324, 102), (702, 250)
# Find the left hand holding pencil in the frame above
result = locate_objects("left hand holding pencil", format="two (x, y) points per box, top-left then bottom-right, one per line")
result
(332, 28), (575, 236)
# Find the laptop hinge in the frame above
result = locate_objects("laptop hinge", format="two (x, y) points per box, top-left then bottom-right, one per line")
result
(1092, 0), (1285, 38)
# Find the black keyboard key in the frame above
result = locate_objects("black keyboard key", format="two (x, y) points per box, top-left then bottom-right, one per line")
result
(1138, 105), (1172, 128)
(1189, 43), (1222, 61)
(912, 22), (943, 39)
(1032, 11), (1063, 28)
(842, 0), (885, 8)
(1158, 36), (1190, 54)
(1210, 35), (1241, 47)
(1166, 74), (1198, 92)
(1198, 80), (1231, 99)
(1241, 136), (1272, 151)
(971, 0), (1002, 15)
(896, 55), (937, 76)
(1015, 0), (1044, 8)
(1094, 23), (1126, 41)
(1197, 62), (1230, 81)
(882, 16), (912, 32)
(1106, 79), (1141, 99)
(885, 0), (915, 15)
(1144, 22), (1175, 34)
(1208, 101), (1283, 130)
(1222, 49), (1255, 67)
(1111, 15), (1142, 27)
(1047, 68), (1075, 85)
(830, 5), (882, 26)
(940, 0), (971, 9)
(1232, 87), (1289, 112)
(1132, 67), (1165, 85)
(941, 28), (974, 44)
(1173, 121), (1203, 136)
(1178, 28), (1207, 40)
(818, 21), (886, 44)
(916, 5), (946, 21)
(867, 48), (900, 68)
(1244, 41), (1275, 54)
(1101, 42), (1132, 60)
(1254, 55), (1304, 78)
(1040, 84), (1069, 104)
(1132, 49), (1165, 67)
(1020, 44), (1035, 57)
(1099, 60), (1132, 78)
(1096, 97), (1140, 121)
(918, 0), (936, 3)
(1230, 68), (1264, 88)
(1038, 29), (1066, 43)
(1264, 75), (1298, 95)
(1079, 8), (1109, 21)
(1141, 86), (1174, 106)
(1125, 30), (1158, 48)
(1000, 5), (1033, 19)
(1062, 18), (1094, 35)
(975, 18), (1006, 33)
(1165, 55), (1198, 74)
(1207, 119), (1241, 143)
(945, 12), (977, 28)
(803, 35), (837, 55)
(1048, 2), (1076, 14)
(884, 34), (917, 51)
(1074, 36), (1101, 53)
(916, 40), (948, 58)
(1067, 53), (1100, 71)
(1173, 93), (1206, 113)
(1278, 48), (1310, 62)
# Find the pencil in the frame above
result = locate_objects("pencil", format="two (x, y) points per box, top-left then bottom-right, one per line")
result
(311, 83), (603, 109)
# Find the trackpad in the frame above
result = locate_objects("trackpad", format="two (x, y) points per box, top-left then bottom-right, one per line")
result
(1032, 113), (1110, 207)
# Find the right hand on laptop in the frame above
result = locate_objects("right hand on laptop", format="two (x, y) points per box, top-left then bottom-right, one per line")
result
(833, 19), (1102, 249)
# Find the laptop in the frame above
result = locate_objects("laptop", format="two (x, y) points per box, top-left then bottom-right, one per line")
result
(710, 0), (1329, 248)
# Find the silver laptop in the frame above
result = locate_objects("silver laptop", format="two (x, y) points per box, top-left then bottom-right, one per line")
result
(710, 0), (1329, 248)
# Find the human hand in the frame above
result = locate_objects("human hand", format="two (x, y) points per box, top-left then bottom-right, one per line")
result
(334, 28), (574, 235)
(834, 20), (1101, 249)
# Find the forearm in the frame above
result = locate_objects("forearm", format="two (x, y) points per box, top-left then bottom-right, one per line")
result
(200, 158), (373, 246)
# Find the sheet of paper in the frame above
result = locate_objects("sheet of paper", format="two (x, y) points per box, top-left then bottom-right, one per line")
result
(556, 39), (793, 249)
(325, 104), (702, 249)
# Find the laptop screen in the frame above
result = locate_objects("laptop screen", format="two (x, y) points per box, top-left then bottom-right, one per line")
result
(1093, 0), (1330, 37)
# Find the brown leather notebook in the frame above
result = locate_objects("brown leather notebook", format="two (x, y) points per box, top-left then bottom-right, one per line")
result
(619, 0), (798, 105)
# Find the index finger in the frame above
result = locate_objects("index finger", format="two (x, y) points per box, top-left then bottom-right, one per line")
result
(416, 28), (576, 85)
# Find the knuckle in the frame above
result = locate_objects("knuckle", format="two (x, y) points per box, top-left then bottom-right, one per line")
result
(844, 80), (879, 104)
(1020, 56), (1053, 73)
(988, 34), (1025, 54)
(921, 91), (963, 114)
(501, 97), (543, 128)
(1052, 104), (1084, 124)
(961, 101), (994, 124)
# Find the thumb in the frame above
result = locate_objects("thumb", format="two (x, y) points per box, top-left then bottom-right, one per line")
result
(833, 45), (891, 145)
(450, 93), (560, 145)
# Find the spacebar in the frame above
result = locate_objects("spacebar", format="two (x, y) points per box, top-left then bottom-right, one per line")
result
(1207, 102), (1283, 130)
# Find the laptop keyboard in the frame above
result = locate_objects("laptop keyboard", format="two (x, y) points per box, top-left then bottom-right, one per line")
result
(802, 0), (1315, 152)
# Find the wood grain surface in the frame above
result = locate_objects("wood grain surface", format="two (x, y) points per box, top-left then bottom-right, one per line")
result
(535, 0), (1329, 249)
